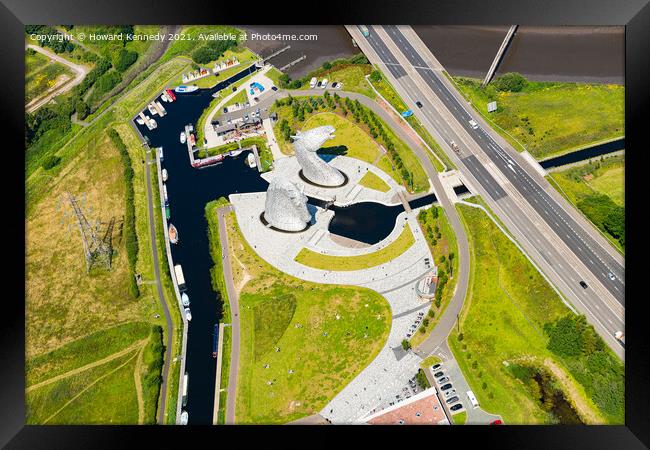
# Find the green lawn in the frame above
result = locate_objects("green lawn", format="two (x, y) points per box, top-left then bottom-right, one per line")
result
(547, 154), (624, 252)
(224, 89), (248, 108)
(295, 225), (414, 271)
(358, 171), (391, 192)
(220, 212), (391, 423)
(25, 53), (74, 104)
(452, 411), (467, 425)
(451, 76), (624, 159)
(448, 201), (618, 424)
(420, 355), (441, 369)
(410, 205), (459, 348)
(302, 64), (375, 98)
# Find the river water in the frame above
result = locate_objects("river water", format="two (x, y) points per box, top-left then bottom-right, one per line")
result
(239, 25), (624, 84)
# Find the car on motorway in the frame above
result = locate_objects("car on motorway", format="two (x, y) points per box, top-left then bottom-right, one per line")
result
(608, 272), (616, 281)
(446, 396), (459, 404)
(437, 376), (450, 384)
(440, 383), (453, 391)
(579, 280), (588, 289)
(469, 119), (479, 129)
(416, 101), (423, 108)
(434, 371), (444, 378)
(490, 419), (503, 425)
(450, 141), (460, 153)
(431, 363), (442, 370)
(450, 404), (463, 412)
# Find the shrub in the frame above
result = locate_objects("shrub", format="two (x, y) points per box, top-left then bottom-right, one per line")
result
(42, 155), (61, 170)
(401, 339), (411, 350)
(415, 369), (431, 389)
(492, 72), (528, 92)
(369, 70), (382, 83)
(113, 48), (138, 72)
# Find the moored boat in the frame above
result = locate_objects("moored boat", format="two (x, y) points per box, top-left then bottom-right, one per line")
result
(162, 168), (168, 182)
(182, 292), (190, 307)
(165, 88), (176, 101)
(180, 131), (186, 144)
(169, 223), (178, 244)
(165, 205), (170, 220)
(174, 85), (199, 94)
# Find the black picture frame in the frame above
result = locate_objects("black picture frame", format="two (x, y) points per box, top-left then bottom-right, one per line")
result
(4, 0), (649, 447)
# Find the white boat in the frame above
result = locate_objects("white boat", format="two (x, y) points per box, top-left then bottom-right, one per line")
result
(136, 117), (145, 125)
(175, 85), (199, 94)
(184, 307), (192, 321)
(168, 223), (178, 244)
(180, 410), (188, 425)
(163, 184), (168, 203)
(180, 132), (186, 144)
(162, 168), (168, 182)
(246, 152), (257, 168)
(147, 103), (157, 115)
(149, 118), (158, 129)
(181, 292), (190, 307)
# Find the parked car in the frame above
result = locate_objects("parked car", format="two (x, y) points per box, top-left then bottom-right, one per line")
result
(579, 280), (588, 289)
(444, 389), (457, 398)
(253, 97), (259, 102)
(434, 371), (444, 378)
(416, 101), (423, 108)
(446, 396), (459, 404)
(437, 377), (449, 384)
(271, 86), (278, 91)
(450, 404), (463, 412)
(431, 363), (442, 370)
(223, 107), (228, 113)
(331, 82), (339, 89)
(490, 419), (503, 425)
(608, 272), (616, 281)
(440, 383), (453, 391)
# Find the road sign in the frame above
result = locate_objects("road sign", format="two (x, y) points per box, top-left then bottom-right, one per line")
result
(487, 101), (497, 113)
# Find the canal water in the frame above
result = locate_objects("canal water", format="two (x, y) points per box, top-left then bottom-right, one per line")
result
(539, 138), (625, 169)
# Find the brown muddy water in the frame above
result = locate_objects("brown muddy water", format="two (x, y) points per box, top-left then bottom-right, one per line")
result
(240, 25), (624, 85)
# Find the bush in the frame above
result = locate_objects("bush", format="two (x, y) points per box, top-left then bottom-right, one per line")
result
(322, 61), (332, 70)
(492, 72), (528, 92)
(113, 48), (138, 72)
(401, 339), (411, 351)
(369, 70), (382, 83)
(75, 99), (89, 120)
(93, 69), (122, 97)
(415, 369), (431, 389)
(42, 155), (61, 170)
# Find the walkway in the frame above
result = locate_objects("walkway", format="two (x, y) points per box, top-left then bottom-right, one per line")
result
(25, 43), (89, 113)
(216, 205), (241, 424)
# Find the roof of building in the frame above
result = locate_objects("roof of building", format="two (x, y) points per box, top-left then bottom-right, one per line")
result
(365, 388), (450, 425)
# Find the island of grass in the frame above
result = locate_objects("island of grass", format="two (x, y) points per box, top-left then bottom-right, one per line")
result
(451, 411), (467, 425)
(358, 171), (391, 192)
(547, 154), (624, 252)
(409, 205), (459, 347)
(295, 225), (414, 271)
(450, 73), (624, 160)
(448, 198), (623, 424)
(215, 209), (391, 423)
(272, 95), (429, 193)
(199, 137), (273, 172)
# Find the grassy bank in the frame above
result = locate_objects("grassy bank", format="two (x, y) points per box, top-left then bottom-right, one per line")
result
(451, 74), (624, 159)
(410, 205), (459, 348)
(547, 154), (624, 252)
(448, 200), (622, 424)
(295, 225), (414, 271)
(358, 171), (391, 192)
(218, 212), (391, 423)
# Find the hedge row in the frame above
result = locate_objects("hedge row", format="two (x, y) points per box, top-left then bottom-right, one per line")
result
(107, 128), (139, 298)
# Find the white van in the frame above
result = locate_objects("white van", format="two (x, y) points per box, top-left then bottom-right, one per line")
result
(466, 390), (479, 409)
(469, 119), (479, 129)
(309, 77), (317, 88)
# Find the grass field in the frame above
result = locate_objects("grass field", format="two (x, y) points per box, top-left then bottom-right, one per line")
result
(295, 225), (414, 271)
(452, 411), (467, 425)
(25, 49), (74, 104)
(358, 171), (391, 192)
(448, 201), (618, 424)
(547, 154), (624, 252)
(301, 64), (375, 98)
(452, 76), (624, 159)
(410, 205), (459, 348)
(220, 212), (391, 423)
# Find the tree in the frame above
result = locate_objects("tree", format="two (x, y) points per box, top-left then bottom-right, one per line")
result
(42, 155), (61, 170)
(322, 61), (332, 70)
(492, 72), (528, 92)
(369, 70), (382, 83)
(75, 99), (89, 120)
(401, 339), (411, 351)
(113, 48), (138, 72)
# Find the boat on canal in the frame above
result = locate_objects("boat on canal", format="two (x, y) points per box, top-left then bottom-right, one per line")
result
(182, 292), (190, 307)
(180, 131), (186, 144)
(162, 168), (168, 182)
(163, 184), (168, 205)
(168, 223), (178, 244)
(136, 117), (145, 125)
(175, 84), (199, 94)
(179, 410), (188, 425)
(212, 324), (219, 358)
(165, 205), (170, 220)
(165, 88), (176, 101)
(247, 152), (257, 168)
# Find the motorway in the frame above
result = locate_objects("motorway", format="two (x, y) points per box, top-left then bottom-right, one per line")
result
(348, 25), (624, 356)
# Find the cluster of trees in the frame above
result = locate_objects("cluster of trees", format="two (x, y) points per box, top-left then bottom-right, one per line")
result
(25, 98), (75, 149)
(25, 25), (76, 54)
(113, 48), (139, 72)
(191, 38), (238, 64)
(106, 128), (139, 298)
(415, 368), (431, 389)
(543, 313), (624, 421)
(492, 72), (528, 92)
(142, 325), (165, 423)
(417, 206), (455, 308)
(577, 194), (624, 247)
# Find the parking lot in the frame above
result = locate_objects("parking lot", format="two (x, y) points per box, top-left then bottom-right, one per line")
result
(424, 348), (503, 424)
